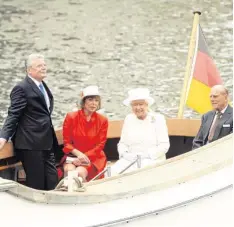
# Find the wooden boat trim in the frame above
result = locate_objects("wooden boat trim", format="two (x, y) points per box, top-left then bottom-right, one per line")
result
(56, 118), (201, 144)
(0, 118), (201, 160)
(0, 143), (15, 160)
(2, 134), (232, 204)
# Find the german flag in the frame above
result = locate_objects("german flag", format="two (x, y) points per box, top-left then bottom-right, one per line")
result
(186, 25), (222, 114)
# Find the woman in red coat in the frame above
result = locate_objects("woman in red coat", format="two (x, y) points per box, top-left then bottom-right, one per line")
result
(61, 85), (108, 182)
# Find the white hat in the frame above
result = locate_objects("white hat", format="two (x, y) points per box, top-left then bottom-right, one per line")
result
(123, 88), (154, 107)
(81, 85), (100, 99)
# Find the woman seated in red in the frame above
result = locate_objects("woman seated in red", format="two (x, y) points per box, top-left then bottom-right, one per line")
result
(60, 85), (108, 182)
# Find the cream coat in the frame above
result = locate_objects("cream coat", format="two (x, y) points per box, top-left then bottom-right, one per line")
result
(111, 112), (170, 175)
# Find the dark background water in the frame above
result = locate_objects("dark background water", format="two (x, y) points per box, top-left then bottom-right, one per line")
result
(0, 0), (232, 128)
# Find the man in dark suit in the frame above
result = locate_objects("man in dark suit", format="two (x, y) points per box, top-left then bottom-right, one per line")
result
(0, 54), (58, 190)
(193, 85), (233, 149)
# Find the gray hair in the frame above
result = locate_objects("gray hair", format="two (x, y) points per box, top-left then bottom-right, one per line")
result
(211, 85), (229, 96)
(25, 53), (45, 69)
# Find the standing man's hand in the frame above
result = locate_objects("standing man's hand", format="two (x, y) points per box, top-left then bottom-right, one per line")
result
(0, 138), (7, 150)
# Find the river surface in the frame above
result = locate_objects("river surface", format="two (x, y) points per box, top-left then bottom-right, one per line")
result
(0, 0), (232, 128)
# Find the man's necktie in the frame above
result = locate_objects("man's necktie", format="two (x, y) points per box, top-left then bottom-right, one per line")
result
(39, 83), (50, 110)
(208, 112), (222, 142)
(39, 83), (46, 98)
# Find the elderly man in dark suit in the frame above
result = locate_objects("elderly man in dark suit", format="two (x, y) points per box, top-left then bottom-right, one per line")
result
(0, 54), (58, 190)
(193, 85), (233, 149)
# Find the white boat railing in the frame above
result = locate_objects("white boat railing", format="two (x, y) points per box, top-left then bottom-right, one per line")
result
(118, 155), (141, 174)
(90, 155), (142, 181)
(89, 166), (112, 181)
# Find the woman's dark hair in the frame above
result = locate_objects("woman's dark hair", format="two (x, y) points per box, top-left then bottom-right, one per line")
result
(79, 95), (101, 110)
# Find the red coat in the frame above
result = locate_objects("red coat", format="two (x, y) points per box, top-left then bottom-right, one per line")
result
(62, 109), (108, 175)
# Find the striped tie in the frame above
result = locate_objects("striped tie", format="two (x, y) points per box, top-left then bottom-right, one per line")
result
(208, 112), (222, 142)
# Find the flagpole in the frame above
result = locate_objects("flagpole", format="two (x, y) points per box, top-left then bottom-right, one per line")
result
(177, 11), (201, 118)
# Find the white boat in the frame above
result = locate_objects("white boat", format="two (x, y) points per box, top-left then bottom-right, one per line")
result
(0, 119), (232, 226)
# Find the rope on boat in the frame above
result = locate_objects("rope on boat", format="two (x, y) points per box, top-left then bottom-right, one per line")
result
(54, 176), (86, 192)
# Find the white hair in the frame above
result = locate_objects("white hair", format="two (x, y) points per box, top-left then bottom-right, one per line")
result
(25, 53), (45, 69)
(211, 85), (229, 96)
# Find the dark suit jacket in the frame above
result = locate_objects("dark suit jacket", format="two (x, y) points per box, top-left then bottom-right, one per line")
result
(0, 76), (58, 150)
(192, 105), (233, 149)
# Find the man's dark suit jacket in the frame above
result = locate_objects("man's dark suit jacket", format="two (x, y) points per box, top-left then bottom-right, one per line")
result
(192, 105), (233, 149)
(0, 76), (58, 151)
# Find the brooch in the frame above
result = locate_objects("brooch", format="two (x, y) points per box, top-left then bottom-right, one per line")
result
(150, 115), (156, 123)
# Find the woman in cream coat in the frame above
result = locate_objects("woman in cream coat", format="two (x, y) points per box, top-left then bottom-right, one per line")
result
(111, 88), (170, 175)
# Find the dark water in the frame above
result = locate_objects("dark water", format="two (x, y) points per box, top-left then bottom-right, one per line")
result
(0, 0), (232, 128)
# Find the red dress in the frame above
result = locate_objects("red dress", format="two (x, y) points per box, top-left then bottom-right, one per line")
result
(60, 109), (108, 181)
